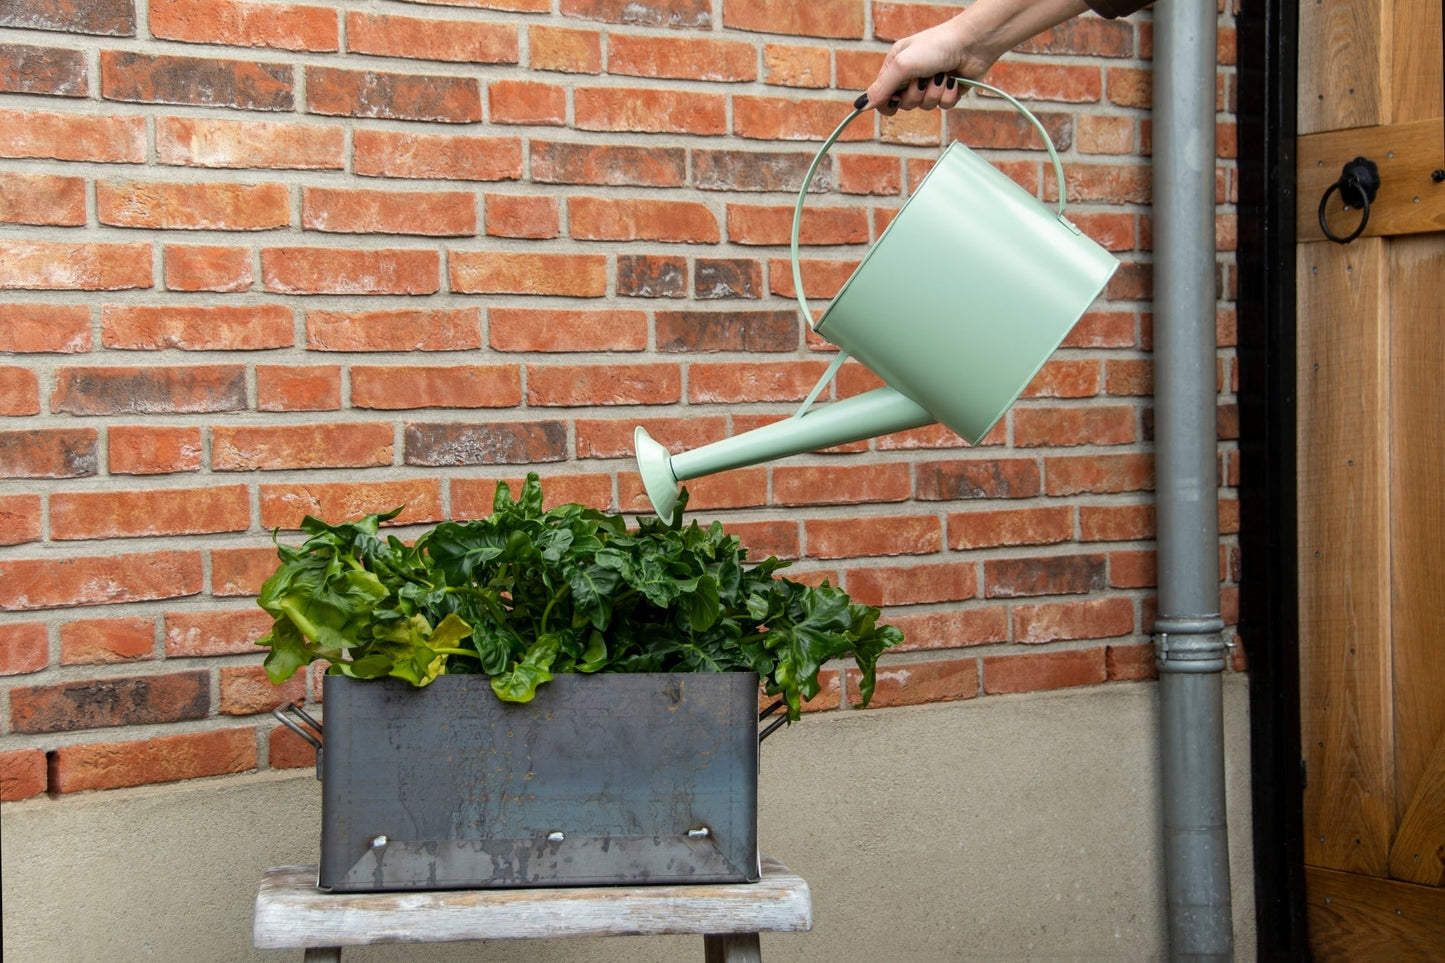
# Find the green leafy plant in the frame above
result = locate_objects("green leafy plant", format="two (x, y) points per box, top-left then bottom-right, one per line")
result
(256, 474), (902, 722)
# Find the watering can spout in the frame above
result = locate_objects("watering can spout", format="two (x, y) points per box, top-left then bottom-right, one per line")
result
(635, 388), (935, 522)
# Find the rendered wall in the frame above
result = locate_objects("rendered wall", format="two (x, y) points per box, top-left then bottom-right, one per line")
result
(2, 680), (1256, 961)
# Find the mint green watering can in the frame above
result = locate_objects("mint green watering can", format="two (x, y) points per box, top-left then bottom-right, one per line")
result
(636, 79), (1120, 522)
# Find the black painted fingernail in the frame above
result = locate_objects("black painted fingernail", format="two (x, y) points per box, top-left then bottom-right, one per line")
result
(945, 76), (956, 90)
(933, 73), (945, 86)
(917, 77), (928, 91)
(887, 97), (900, 109)
(853, 93), (869, 109)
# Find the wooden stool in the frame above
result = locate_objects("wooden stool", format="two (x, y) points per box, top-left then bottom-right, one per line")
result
(254, 855), (812, 962)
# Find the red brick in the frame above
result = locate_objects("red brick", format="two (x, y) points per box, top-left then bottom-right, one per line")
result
(574, 87), (725, 135)
(101, 304), (293, 350)
(262, 246), (439, 295)
(773, 463), (912, 507)
(1052, 162), (1152, 207)
(49, 727), (257, 793)
(0, 551), (203, 611)
(451, 472), (613, 518)
(947, 505), (1073, 551)
(259, 479), (443, 530)
(1107, 66), (1152, 108)
(306, 65), (480, 123)
(490, 308), (646, 352)
(1107, 641), (1157, 680)
(157, 116), (344, 169)
(833, 48), (883, 91)
(726, 203), (869, 246)
(988, 60), (1103, 104)
(1078, 114), (1137, 155)
(163, 244), (254, 292)
(1013, 596), (1136, 643)
(0, 428), (98, 478)
(1109, 549), (1156, 589)
(688, 361), (832, 404)
(305, 307), (482, 352)
(0, 0), (133, 35)
(0, 364), (39, 414)
(805, 515), (941, 559)
(108, 424), (203, 474)
(11, 669), (209, 733)
(695, 258), (762, 299)
(404, 422), (567, 467)
(102, 51), (293, 110)
(0, 239), (151, 290)
(1018, 13), (1135, 58)
(663, 466), (768, 513)
(302, 186), (477, 236)
(484, 193), (559, 238)
(846, 657), (979, 709)
(577, 415), (727, 460)
(526, 363), (680, 407)
(569, 196), (719, 243)
(1013, 405), (1138, 447)
(884, 606), (1010, 653)
(916, 458), (1042, 501)
(0, 107), (145, 163)
(835, 154), (902, 196)
(489, 79), (566, 125)
(722, 0), (863, 38)
(763, 43), (831, 88)
(0, 494), (42, 546)
(1065, 310), (1138, 348)
(530, 141), (684, 187)
(55, 364), (247, 414)
(982, 646), (1109, 695)
(256, 364), (341, 412)
(212, 546), (281, 597)
(559, 0), (708, 26)
(352, 130), (521, 181)
(767, 257), (859, 300)
(1080, 503), (1155, 542)
(1, 748), (47, 800)
(450, 251), (606, 297)
(692, 148), (819, 193)
(0, 621), (48, 674)
(985, 553), (1107, 598)
(1044, 453), (1155, 495)
(1023, 359), (1102, 398)
(52, 485), (249, 540)
(617, 254), (687, 297)
(352, 364), (521, 410)
(0, 42), (88, 96)
(221, 664), (306, 715)
(213, 422), (393, 471)
(269, 724), (319, 771)
(528, 25), (601, 74)
(0, 171), (85, 225)
(0, 302), (91, 352)
(655, 309), (797, 353)
(166, 608), (276, 658)
(346, 11), (516, 63)
(150, 0), (337, 50)
(608, 34), (755, 81)
(844, 560), (977, 607)
(60, 616), (155, 665)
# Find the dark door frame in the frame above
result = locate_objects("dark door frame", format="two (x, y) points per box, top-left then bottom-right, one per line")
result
(1236, 0), (1310, 956)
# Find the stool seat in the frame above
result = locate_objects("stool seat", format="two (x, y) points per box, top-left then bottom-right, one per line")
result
(254, 855), (811, 961)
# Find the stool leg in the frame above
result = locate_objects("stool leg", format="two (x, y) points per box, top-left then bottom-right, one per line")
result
(303, 948), (341, 962)
(703, 933), (762, 963)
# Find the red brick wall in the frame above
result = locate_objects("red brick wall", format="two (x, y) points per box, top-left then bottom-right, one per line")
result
(0, 0), (1241, 801)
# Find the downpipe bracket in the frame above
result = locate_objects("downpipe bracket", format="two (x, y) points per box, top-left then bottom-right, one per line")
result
(1154, 618), (1229, 674)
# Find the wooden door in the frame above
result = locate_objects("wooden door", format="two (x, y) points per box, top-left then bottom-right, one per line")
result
(1295, 0), (1445, 954)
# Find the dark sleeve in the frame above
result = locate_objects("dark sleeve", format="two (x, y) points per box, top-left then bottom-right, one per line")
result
(1084, 0), (1153, 18)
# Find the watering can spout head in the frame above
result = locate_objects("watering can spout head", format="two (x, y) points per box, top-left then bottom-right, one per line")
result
(635, 427), (682, 524)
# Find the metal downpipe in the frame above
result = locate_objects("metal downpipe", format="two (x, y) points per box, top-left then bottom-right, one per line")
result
(1151, 0), (1234, 959)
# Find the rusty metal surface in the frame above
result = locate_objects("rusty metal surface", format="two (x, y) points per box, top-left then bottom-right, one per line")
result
(318, 672), (761, 891)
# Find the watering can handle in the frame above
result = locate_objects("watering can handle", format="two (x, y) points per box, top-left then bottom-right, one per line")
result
(789, 77), (1070, 330)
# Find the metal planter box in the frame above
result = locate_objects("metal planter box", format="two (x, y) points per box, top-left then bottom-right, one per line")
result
(311, 672), (761, 892)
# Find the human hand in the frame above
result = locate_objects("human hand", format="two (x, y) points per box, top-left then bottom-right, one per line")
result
(855, 15), (981, 115)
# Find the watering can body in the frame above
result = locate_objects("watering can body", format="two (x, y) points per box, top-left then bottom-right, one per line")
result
(635, 81), (1120, 522)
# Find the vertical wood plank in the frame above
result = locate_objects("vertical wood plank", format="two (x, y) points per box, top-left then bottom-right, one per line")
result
(1297, 238), (1395, 876)
(1388, 234), (1445, 823)
(1388, 732), (1445, 885)
(1297, 0), (1387, 134)
(1386, 0), (1444, 123)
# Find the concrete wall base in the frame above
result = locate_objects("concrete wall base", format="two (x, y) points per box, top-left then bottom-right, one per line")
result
(2, 678), (1256, 961)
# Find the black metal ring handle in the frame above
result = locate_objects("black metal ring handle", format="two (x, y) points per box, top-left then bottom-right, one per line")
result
(1318, 156), (1380, 245)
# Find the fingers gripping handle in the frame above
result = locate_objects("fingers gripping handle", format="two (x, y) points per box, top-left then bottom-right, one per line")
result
(789, 77), (1070, 331)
